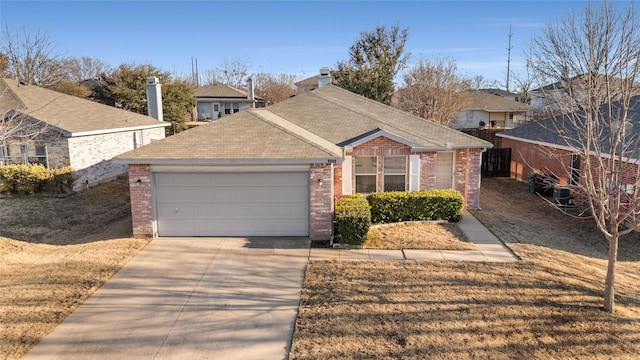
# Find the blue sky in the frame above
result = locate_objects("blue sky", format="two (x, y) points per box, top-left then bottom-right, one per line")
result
(0, 0), (623, 87)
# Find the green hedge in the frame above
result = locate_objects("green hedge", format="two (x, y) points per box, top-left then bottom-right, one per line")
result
(334, 194), (371, 245)
(0, 164), (74, 195)
(367, 189), (464, 223)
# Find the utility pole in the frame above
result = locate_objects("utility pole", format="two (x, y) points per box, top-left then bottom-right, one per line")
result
(506, 25), (513, 92)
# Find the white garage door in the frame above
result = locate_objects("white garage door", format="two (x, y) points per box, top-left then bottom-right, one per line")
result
(154, 172), (309, 237)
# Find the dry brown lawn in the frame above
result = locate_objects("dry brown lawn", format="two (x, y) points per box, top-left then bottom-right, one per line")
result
(3, 176), (639, 360)
(290, 178), (640, 360)
(0, 177), (149, 360)
(366, 222), (474, 250)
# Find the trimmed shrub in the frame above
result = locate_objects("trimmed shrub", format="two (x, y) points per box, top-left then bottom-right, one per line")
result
(0, 165), (74, 195)
(44, 167), (74, 194)
(334, 194), (371, 245)
(367, 189), (464, 223)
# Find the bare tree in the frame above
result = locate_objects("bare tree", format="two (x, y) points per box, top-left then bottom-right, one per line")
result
(528, 1), (640, 312)
(0, 85), (54, 166)
(201, 58), (250, 88)
(0, 52), (8, 77)
(61, 56), (112, 82)
(394, 58), (471, 126)
(253, 72), (297, 105)
(1, 25), (64, 87)
(469, 75), (489, 90)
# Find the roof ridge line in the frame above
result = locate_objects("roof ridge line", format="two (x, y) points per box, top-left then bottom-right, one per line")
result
(312, 86), (483, 147)
(248, 109), (342, 157)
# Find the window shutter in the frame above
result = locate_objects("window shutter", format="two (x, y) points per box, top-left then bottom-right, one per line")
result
(342, 155), (352, 195)
(409, 154), (420, 191)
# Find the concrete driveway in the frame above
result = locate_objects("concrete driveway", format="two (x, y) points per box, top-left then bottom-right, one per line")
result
(23, 237), (311, 360)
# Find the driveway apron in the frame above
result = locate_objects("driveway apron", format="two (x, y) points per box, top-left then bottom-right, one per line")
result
(23, 237), (311, 360)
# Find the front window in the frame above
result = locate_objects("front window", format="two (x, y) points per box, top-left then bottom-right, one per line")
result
(355, 156), (376, 193)
(383, 156), (406, 191)
(0, 142), (47, 167)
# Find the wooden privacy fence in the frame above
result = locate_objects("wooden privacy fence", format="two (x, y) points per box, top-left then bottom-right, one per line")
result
(482, 148), (511, 177)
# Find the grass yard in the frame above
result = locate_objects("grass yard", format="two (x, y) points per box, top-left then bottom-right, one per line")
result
(289, 178), (640, 359)
(2, 176), (639, 360)
(0, 177), (150, 360)
(365, 222), (474, 250)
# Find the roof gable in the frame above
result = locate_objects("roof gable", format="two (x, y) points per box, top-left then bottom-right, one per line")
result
(339, 128), (422, 149)
(0, 78), (168, 136)
(269, 85), (492, 150)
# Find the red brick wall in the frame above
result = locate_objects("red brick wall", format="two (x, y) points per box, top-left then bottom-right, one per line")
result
(454, 149), (483, 209)
(504, 138), (640, 219)
(348, 136), (483, 209)
(310, 163), (334, 240)
(503, 138), (573, 185)
(420, 152), (437, 190)
(333, 163), (343, 198)
(128, 164), (154, 238)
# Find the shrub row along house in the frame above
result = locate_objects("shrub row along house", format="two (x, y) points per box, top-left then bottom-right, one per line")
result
(0, 78), (168, 191)
(116, 73), (493, 239)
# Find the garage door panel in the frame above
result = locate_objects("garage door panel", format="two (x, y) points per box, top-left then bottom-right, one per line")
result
(155, 172), (309, 237)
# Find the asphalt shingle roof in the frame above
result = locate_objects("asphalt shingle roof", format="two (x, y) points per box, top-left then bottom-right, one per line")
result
(465, 90), (534, 112)
(116, 109), (341, 163)
(269, 85), (492, 149)
(117, 85), (492, 163)
(498, 95), (640, 158)
(0, 78), (168, 135)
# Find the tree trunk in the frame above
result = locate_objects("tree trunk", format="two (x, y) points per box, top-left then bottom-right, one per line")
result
(603, 236), (619, 312)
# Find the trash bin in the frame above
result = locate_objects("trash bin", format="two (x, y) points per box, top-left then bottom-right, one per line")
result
(528, 173), (536, 194)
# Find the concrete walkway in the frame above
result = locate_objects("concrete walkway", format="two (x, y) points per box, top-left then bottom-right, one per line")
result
(309, 210), (519, 262)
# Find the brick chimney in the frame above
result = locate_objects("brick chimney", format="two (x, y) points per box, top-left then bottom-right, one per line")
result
(145, 76), (163, 121)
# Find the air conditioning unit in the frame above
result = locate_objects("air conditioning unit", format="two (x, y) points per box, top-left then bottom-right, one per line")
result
(553, 186), (573, 206)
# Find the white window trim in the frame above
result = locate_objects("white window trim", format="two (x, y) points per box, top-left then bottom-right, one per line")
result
(355, 156), (377, 194)
(409, 154), (420, 191)
(383, 156), (407, 192)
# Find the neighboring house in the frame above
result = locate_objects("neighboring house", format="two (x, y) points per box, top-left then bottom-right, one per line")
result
(194, 78), (266, 121)
(294, 67), (332, 94)
(497, 95), (640, 189)
(453, 90), (534, 130)
(116, 77), (493, 239)
(0, 77), (169, 190)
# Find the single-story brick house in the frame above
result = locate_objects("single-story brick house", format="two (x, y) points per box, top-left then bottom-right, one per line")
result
(116, 81), (493, 239)
(497, 95), (640, 191)
(0, 78), (169, 190)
